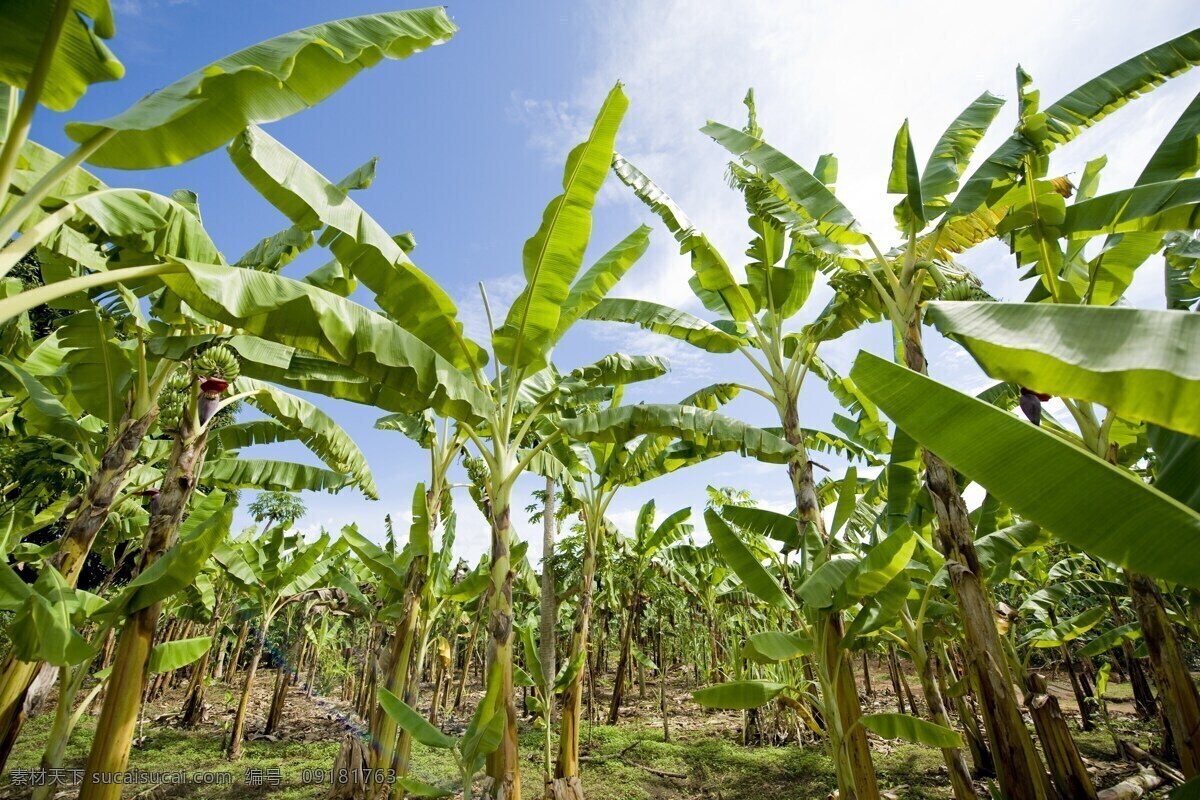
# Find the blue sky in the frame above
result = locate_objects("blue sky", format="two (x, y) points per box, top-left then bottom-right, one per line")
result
(29, 0), (1200, 560)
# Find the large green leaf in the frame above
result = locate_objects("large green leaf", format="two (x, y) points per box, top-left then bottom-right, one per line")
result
(885, 427), (921, 533)
(396, 778), (452, 799)
(5, 141), (106, 229)
(567, 353), (669, 388)
(1078, 621), (1141, 658)
(702, 122), (860, 234)
(38, 309), (133, 426)
(920, 92), (1005, 218)
(1149, 424), (1200, 512)
(1027, 606), (1107, 648)
(148, 636), (211, 674)
(495, 83), (627, 369)
(644, 506), (692, 558)
(442, 566), (491, 603)
(557, 404), (794, 464)
(553, 225), (651, 341)
(217, 335), (422, 415)
(1086, 90), (1200, 304)
(519, 624), (546, 690)
(1063, 177), (1200, 237)
(9, 567), (92, 667)
(851, 351), (1200, 588)
(611, 154), (749, 320)
(375, 411), (435, 448)
(235, 156), (376, 273)
(838, 527), (916, 605)
(0, 0), (122, 112)
(214, 420), (300, 451)
(100, 492), (233, 617)
(66, 9), (457, 168)
(796, 557), (857, 610)
(227, 125), (482, 369)
(23, 188), (225, 273)
(200, 459), (351, 494)
(583, 297), (741, 353)
(340, 524), (407, 592)
(1141, 89), (1200, 185)
(927, 301), (1200, 437)
(705, 508), (792, 609)
(378, 688), (455, 749)
(975, 522), (1049, 583)
(693, 680), (787, 710)
(0, 356), (89, 449)
(948, 29), (1200, 220)
(859, 713), (961, 749)
(158, 260), (489, 423)
(1041, 30), (1200, 148)
(888, 119), (925, 229)
(721, 505), (808, 554)
(829, 467), (859, 537)
(237, 377), (376, 498)
(741, 630), (812, 664)
(279, 533), (334, 597)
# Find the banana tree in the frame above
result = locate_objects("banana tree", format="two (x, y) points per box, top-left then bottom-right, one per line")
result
(916, 299), (1200, 770)
(333, 506), (490, 799)
(378, 684), (506, 800)
(605, 500), (691, 726)
(371, 414), (463, 789)
(5, 75), (788, 800)
(933, 89), (1200, 776)
(213, 524), (339, 759)
(583, 91), (900, 799)
(546, 371), (794, 799)
(261, 80), (792, 800)
(0, 483), (230, 777)
(0, 8), (445, 766)
(0, 6), (457, 250)
(694, 30), (1200, 798)
(0, 326), (373, 764)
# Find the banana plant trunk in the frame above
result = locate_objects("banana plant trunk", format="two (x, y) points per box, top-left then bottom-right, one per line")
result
(1126, 571), (1200, 777)
(1024, 672), (1097, 799)
(1104, 594), (1156, 720)
(1046, 608), (1094, 732)
(227, 624), (267, 761)
(551, 520), (598, 800)
(81, 416), (208, 799)
(902, 316), (1050, 800)
(658, 626), (669, 743)
(355, 550), (427, 800)
(229, 618), (250, 682)
(266, 625), (302, 736)
(0, 406), (158, 770)
(455, 587), (490, 710)
(539, 476), (557, 716)
(913, 644), (977, 800)
(180, 611), (224, 728)
(606, 586), (641, 726)
(941, 644), (995, 778)
(484, 483), (521, 800)
(783, 404), (879, 800)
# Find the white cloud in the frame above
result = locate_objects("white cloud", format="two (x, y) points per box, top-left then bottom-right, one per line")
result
(508, 94), (593, 163)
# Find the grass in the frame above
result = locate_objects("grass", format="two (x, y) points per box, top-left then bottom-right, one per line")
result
(2, 703), (962, 799)
(5, 711), (341, 800)
(3, 666), (1175, 799)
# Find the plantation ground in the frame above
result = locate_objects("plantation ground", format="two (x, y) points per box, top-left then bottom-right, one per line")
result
(0, 664), (1177, 800)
